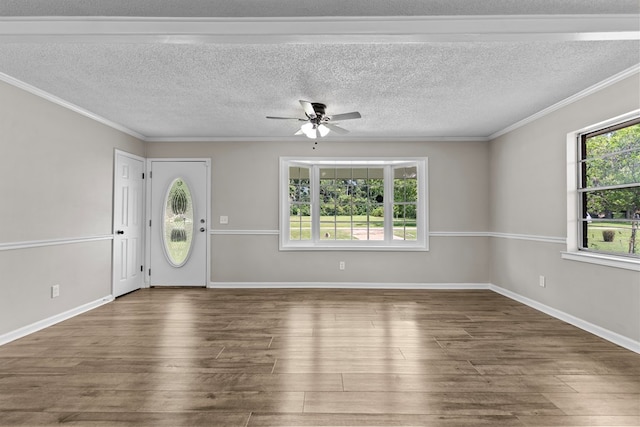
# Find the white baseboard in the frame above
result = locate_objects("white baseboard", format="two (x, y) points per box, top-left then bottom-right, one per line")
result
(0, 295), (114, 346)
(489, 284), (640, 354)
(209, 282), (491, 290)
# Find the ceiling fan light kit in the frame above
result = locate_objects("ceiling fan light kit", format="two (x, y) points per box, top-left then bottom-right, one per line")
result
(267, 100), (361, 139)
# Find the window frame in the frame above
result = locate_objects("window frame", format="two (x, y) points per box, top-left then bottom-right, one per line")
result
(279, 157), (429, 251)
(563, 110), (640, 271)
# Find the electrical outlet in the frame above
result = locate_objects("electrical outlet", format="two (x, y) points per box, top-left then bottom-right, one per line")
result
(539, 275), (546, 288)
(339, 261), (346, 271)
(51, 284), (60, 298)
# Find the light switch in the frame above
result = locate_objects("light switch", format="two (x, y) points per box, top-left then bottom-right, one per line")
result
(220, 216), (229, 224)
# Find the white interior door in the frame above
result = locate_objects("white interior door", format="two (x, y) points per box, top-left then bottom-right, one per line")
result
(113, 151), (145, 297)
(149, 160), (208, 286)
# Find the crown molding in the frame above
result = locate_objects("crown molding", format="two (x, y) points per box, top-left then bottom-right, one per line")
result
(144, 135), (489, 143)
(489, 64), (640, 140)
(0, 71), (146, 140)
(0, 14), (637, 44)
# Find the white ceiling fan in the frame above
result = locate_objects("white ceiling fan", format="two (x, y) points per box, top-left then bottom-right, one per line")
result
(267, 100), (361, 138)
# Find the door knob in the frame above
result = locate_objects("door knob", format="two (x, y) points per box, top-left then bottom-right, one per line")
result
(200, 227), (205, 232)
(116, 230), (124, 235)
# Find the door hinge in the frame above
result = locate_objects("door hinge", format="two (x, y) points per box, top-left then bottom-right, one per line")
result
(142, 172), (145, 179)
(149, 220), (152, 227)
(149, 171), (152, 178)
(140, 265), (143, 272)
(148, 269), (151, 276)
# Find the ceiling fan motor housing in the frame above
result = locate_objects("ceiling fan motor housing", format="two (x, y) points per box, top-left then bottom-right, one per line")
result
(311, 103), (327, 121)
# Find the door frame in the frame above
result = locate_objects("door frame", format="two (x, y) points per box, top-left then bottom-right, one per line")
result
(112, 149), (147, 295)
(144, 158), (211, 287)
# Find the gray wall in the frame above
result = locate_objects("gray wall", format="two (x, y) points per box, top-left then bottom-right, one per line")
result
(489, 74), (640, 342)
(146, 139), (491, 284)
(0, 80), (145, 336)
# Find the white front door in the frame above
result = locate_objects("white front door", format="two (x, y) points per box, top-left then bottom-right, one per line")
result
(149, 160), (209, 286)
(113, 151), (145, 297)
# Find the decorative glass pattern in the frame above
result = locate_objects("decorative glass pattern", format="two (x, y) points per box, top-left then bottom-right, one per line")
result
(163, 178), (194, 266)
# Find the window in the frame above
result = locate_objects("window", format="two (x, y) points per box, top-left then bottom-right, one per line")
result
(578, 117), (640, 259)
(280, 158), (428, 250)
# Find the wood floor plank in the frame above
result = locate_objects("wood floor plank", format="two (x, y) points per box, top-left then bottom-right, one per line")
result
(269, 335), (443, 349)
(0, 389), (304, 413)
(273, 358), (477, 374)
(311, 327), (471, 339)
(303, 391), (564, 416)
(554, 375), (640, 393)
(0, 411), (250, 427)
(0, 288), (637, 427)
(470, 357), (640, 376)
(342, 374), (576, 393)
(221, 347), (408, 360)
(0, 372), (344, 392)
(247, 412), (525, 426)
(516, 415), (640, 426)
(542, 393), (640, 416)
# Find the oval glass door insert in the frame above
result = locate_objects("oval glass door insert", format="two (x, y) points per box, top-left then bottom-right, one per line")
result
(162, 178), (194, 267)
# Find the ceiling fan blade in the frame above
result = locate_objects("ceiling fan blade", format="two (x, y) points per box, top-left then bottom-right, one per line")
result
(323, 123), (350, 135)
(266, 116), (306, 120)
(299, 100), (317, 119)
(328, 111), (361, 121)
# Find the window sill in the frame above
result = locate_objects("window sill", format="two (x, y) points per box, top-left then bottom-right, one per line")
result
(561, 251), (640, 272)
(280, 243), (428, 252)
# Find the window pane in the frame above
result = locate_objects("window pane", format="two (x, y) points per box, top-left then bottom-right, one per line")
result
(352, 168), (368, 179)
(289, 166), (301, 180)
(335, 222), (353, 240)
(369, 203), (384, 219)
(405, 179), (418, 204)
(583, 150), (640, 188)
(368, 168), (384, 179)
(320, 168), (336, 179)
(394, 226), (418, 241)
(289, 205), (311, 240)
(369, 221), (385, 240)
(299, 179), (310, 202)
(368, 178), (384, 204)
(289, 165), (311, 242)
(394, 178), (406, 202)
(585, 122), (640, 158)
(394, 166), (418, 179)
(394, 167), (418, 204)
(320, 222), (335, 240)
(584, 188), (640, 219)
(582, 221), (639, 257)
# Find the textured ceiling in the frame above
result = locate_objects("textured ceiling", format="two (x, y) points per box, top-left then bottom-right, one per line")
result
(0, 2), (638, 141)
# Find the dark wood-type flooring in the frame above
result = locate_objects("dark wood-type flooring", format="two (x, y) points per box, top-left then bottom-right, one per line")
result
(0, 288), (638, 426)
